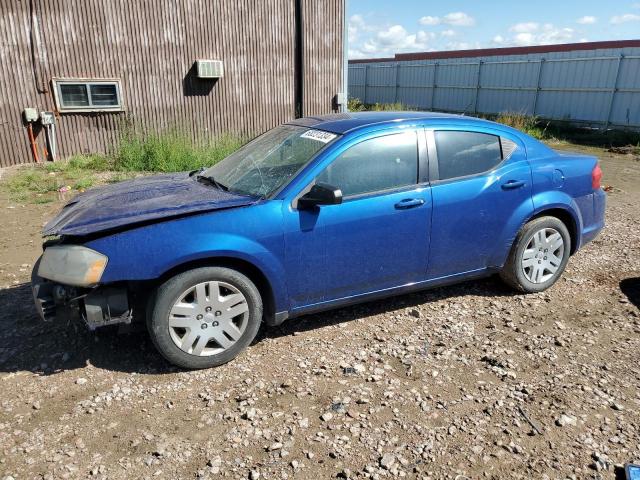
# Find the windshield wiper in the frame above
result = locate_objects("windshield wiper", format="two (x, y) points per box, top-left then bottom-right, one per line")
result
(195, 174), (229, 191)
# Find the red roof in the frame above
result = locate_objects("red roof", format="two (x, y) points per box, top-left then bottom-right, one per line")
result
(348, 39), (640, 64)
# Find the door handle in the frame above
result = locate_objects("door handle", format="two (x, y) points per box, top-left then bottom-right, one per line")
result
(395, 198), (425, 209)
(501, 180), (526, 190)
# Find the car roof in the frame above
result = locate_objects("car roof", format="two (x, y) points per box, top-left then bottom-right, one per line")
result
(287, 111), (501, 135)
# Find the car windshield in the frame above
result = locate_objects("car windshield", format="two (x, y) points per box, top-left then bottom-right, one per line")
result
(202, 125), (338, 198)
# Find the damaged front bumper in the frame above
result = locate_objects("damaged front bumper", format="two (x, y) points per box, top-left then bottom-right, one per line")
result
(31, 259), (132, 330)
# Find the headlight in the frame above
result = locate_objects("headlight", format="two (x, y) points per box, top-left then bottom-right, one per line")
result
(38, 246), (108, 287)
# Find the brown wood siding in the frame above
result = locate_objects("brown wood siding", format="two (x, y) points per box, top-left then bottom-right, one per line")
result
(0, 0), (344, 167)
(301, 0), (343, 116)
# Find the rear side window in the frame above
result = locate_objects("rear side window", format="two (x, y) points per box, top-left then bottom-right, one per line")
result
(434, 131), (503, 181)
(317, 132), (418, 197)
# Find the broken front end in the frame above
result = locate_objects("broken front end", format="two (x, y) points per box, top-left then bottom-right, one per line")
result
(31, 245), (133, 330)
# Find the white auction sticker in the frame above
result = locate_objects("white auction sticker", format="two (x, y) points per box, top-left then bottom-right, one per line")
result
(300, 129), (337, 143)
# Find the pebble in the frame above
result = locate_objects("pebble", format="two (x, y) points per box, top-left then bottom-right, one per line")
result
(380, 453), (396, 469)
(320, 412), (333, 422)
(556, 414), (578, 427)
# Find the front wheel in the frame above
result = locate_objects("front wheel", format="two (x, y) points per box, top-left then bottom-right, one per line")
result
(500, 216), (571, 293)
(147, 267), (263, 369)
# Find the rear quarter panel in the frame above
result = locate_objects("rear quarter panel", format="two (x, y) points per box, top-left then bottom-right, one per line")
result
(529, 149), (601, 250)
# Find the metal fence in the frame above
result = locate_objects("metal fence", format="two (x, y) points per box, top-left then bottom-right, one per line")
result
(348, 49), (640, 129)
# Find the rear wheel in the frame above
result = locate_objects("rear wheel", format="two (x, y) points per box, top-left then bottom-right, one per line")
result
(500, 216), (571, 293)
(147, 267), (262, 369)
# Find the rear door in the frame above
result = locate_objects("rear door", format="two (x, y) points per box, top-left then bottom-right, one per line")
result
(426, 127), (532, 279)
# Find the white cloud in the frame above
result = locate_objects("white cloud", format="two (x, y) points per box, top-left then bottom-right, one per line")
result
(348, 14), (369, 43)
(419, 12), (475, 27)
(350, 24), (435, 58)
(348, 16), (361, 42)
(350, 14), (365, 28)
(440, 29), (456, 37)
(499, 23), (575, 47)
(419, 15), (441, 26)
(576, 16), (597, 24)
(610, 13), (640, 24)
(445, 41), (481, 50)
(376, 25), (410, 47)
(443, 12), (475, 27)
(513, 33), (536, 45)
(509, 22), (540, 33)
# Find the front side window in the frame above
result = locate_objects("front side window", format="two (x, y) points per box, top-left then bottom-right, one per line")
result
(316, 131), (418, 197)
(434, 131), (503, 181)
(203, 125), (337, 198)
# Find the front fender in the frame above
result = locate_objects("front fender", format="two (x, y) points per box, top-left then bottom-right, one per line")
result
(85, 203), (289, 312)
(154, 234), (289, 311)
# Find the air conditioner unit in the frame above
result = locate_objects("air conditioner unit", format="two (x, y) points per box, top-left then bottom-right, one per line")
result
(196, 60), (224, 79)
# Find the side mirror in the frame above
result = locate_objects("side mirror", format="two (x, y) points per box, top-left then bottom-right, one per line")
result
(298, 183), (342, 209)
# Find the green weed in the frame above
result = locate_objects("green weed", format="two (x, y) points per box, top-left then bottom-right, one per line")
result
(3, 129), (246, 203)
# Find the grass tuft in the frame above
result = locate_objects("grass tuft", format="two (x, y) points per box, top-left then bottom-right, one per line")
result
(347, 97), (411, 112)
(369, 102), (411, 112)
(113, 131), (245, 173)
(3, 130), (246, 203)
(493, 112), (550, 140)
(6, 169), (61, 197)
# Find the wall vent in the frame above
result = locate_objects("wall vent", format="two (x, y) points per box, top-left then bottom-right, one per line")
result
(196, 60), (224, 79)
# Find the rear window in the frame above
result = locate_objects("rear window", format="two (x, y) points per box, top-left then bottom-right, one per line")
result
(434, 131), (503, 181)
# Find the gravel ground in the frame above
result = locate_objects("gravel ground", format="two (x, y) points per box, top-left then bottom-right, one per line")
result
(0, 145), (639, 480)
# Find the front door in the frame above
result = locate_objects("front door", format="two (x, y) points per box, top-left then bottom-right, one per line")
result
(283, 130), (432, 310)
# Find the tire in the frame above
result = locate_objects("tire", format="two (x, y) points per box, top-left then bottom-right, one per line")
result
(500, 216), (571, 293)
(147, 267), (263, 369)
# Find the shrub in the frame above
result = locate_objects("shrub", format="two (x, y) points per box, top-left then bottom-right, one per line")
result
(490, 112), (551, 140)
(347, 97), (367, 112)
(113, 131), (245, 173)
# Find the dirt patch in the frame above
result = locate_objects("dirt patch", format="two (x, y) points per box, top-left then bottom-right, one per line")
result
(0, 147), (639, 479)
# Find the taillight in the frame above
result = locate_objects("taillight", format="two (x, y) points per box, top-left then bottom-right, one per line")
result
(592, 163), (602, 190)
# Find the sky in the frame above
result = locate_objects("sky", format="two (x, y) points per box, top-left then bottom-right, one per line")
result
(347, 0), (640, 59)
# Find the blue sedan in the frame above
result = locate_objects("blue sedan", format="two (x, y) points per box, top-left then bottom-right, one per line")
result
(32, 112), (606, 368)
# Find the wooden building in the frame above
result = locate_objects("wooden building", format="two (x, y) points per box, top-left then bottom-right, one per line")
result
(0, 0), (346, 166)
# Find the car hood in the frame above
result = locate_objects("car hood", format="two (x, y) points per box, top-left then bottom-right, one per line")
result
(43, 172), (259, 237)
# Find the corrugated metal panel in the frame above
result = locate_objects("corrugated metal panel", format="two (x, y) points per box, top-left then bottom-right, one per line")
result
(397, 64), (435, 108)
(301, 0), (343, 116)
(348, 44), (640, 129)
(0, 0), (344, 167)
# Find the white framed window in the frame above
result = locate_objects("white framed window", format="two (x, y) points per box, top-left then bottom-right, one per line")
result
(52, 78), (123, 112)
